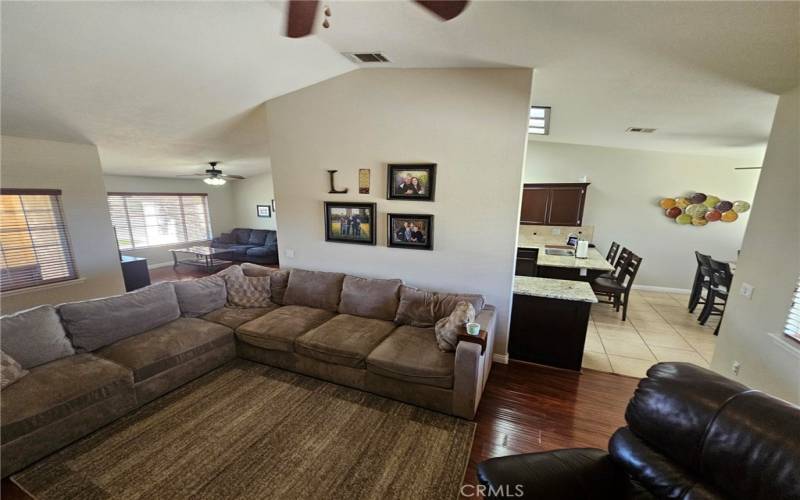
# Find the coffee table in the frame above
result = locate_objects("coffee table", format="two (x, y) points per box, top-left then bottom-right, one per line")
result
(169, 246), (232, 272)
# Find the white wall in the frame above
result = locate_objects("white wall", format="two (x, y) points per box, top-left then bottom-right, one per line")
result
(1, 136), (124, 313)
(103, 175), (236, 266)
(711, 87), (800, 404)
(231, 172), (277, 230)
(524, 142), (760, 290)
(265, 68), (533, 357)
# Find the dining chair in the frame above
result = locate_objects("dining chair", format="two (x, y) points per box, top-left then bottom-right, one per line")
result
(592, 252), (643, 321)
(698, 259), (732, 335)
(688, 251), (712, 312)
(598, 246), (630, 280)
(606, 241), (620, 264)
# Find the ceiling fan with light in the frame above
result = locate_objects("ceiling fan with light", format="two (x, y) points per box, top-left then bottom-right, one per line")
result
(178, 162), (244, 186)
(285, 0), (469, 38)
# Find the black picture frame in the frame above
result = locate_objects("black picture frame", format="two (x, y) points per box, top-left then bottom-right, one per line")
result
(387, 213), (434, 250)
(256, 205), (272, 218)
(324, 202), (377, 245)
(387, 163), (436, 201)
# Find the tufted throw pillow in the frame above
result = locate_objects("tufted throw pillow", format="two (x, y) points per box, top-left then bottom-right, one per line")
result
(220, 265), (272, 308)
(1, 351), (28, 389)
(434, 301), (475, 352)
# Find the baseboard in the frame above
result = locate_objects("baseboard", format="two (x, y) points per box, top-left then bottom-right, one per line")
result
(633, 285), (691, 294)
(147, 261), (174, 270)
(492, 353), (509, 364)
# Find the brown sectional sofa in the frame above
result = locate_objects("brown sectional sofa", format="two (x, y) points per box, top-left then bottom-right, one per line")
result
(0, 264), (496, 477)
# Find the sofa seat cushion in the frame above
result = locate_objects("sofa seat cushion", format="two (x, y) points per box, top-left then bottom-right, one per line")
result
(296, 314), (396, 368)
(236, 306), (335, 353)
(96, 318), (233, 383)
(227, 244), (256, 255)
(202, 305), (280, 329)
(366, 325), (455, 389)
(246, 246), (273, 258)
(0, 354), (134, 443)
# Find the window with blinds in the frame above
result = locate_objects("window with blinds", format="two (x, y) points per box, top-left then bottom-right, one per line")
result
(107, 193), (212, 250)
(0, 189), (78, 292)
(785, 275), (800, 344)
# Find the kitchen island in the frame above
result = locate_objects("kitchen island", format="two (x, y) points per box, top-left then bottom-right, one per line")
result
(509, 276), (598, 371)
(517, 241), (614, 281)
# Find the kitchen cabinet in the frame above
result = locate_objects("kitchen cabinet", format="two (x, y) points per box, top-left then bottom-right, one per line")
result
(520, 183), (589, 226)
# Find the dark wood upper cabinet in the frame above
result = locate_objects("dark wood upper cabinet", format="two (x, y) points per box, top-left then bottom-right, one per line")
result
(520, 183), (589, 226)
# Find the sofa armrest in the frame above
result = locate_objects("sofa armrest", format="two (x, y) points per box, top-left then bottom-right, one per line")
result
(452, 305), (496, 419)
(477, 448), (634, 499)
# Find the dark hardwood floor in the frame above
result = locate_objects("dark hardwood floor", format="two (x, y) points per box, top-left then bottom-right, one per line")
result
(1, 360), (639, 499)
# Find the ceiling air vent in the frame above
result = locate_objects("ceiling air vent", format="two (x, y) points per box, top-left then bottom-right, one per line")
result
(343, 52), (391, 64)
(626, 127), (657, 133)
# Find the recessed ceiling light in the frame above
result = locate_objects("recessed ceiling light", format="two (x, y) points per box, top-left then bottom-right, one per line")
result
(626, 127), (657, 133)
(529, 106), (550, 135)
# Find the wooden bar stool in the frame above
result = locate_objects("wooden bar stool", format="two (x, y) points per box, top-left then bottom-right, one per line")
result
(688, 251), (712, 312)
(592, 252), (643, 321)
(698, 259), (732, 335)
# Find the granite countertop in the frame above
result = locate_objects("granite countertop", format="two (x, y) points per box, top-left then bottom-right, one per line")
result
(518, 242), (614, 272)
(513, 276), (599, 303)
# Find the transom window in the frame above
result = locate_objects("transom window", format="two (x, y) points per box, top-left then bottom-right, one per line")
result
(107, 193), (212, 250)
(0, 189), (78, 292)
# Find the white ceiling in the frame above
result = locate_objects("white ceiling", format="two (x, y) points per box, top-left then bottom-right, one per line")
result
(2, 1), (798, 177)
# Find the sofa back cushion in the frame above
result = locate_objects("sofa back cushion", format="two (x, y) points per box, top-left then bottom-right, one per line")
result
(394, 285), (486, 327)
(248, 229), (268, 246)
(338, 275), (402, 321)
(264, 231), (278, 251)
(231, 228), (251, 244)
(174, 275), (227, 317)
(59, 282), (181, 352)
(0, 305), (75, 369)
(283, 268), (345, 312)
(241, 263), (290, 305)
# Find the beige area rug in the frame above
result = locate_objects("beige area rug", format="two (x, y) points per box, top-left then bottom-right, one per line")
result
(12, 360), (475, 500)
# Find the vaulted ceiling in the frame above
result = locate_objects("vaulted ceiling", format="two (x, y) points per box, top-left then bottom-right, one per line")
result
(2, 1), (797, 177)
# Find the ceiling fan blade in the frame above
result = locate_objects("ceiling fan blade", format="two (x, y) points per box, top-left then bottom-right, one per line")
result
(286, 0), (319, 38)
(176, 173), (207, 177)
(221, 174), (246, 180)
(414, 0), (468, 21)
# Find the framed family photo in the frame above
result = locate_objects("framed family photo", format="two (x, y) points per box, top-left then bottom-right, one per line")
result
(387, 163), (436, 201)
(256, 204), (272, 218)
(324, 202), (377, 245)
(387, 213), (434, 250)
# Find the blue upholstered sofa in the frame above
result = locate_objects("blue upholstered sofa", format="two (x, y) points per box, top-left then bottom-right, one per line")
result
(211, 228), (279, 265)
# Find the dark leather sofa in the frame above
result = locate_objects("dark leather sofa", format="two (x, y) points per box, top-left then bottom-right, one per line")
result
(477, 362), (800, 499)
(211, 228), (278, 265)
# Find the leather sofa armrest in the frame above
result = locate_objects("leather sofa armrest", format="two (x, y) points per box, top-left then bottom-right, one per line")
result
(477, 448), (633, 500)
(452, 306), (496, 419)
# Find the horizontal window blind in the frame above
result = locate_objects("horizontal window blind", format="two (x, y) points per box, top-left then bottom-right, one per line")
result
(107, 193), (212, 250)
(785, 275), (800, 344)
(0, 189), (78, 292)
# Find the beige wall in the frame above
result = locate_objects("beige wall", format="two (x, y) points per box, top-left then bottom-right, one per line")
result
(711, 87), (800, 404)
(1, 136), (124, 313)
(265, 68), (533, 358)
(102, 175), (237, 266)
(232, 172), (277, 231)
(524, 141), (759, 290)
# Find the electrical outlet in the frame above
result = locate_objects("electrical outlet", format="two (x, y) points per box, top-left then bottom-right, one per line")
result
(285, 249), (295, 259)
(732, 361), (741, 376)
(739, 283), (754, 300)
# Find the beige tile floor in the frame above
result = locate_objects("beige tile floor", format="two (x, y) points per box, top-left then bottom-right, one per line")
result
(583, 290), (719, 378)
